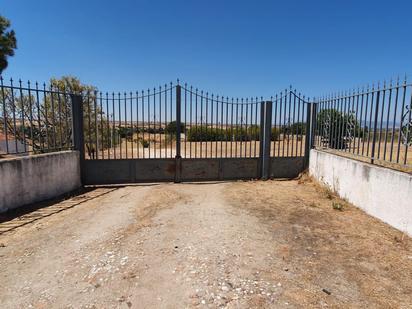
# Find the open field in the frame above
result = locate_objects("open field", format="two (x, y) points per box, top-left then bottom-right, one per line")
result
(89, 133), (305, 159)
(1, 180), (411, 308)
(87, 132), (411, 169)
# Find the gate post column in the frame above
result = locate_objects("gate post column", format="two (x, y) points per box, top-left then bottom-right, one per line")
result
(304, 100), (317, 168)
(260, 100), (272, 180)
(71, 94), (85, 184)
(175, 84), (182, 183)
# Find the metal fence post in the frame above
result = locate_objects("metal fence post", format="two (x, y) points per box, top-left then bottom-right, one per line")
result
(311, 101), (318, 150)
(175, 85), (182, 183)
(71, 94), (85, 183)
(370, 89), (380, 164)
(261, 101), (272, 180)
(259, 101), (265, 167)
(304, 101), (315, 168)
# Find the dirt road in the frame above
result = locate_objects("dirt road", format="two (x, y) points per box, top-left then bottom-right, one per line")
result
(0, 180), (411, 308)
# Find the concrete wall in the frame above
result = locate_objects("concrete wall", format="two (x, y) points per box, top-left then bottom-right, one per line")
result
(309, 149), (412, 236)
(0, 151), (81, 213)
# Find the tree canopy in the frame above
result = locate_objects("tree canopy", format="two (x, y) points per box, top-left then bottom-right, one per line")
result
(0, 16), (17, 74)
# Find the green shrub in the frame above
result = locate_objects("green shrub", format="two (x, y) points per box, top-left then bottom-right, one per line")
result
(187, 125), (262, 142)
(165, 121), (185, 135)
(271, 127), (280, 141)
(332, 202), (344, 211)
(289, 122), (306, 135)
(187, 126), (226, 141)
(140, 139), (150, 148)
(118, 126), (134, 138)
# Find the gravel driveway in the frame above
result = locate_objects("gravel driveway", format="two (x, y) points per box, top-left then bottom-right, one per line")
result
(0, 179), (411, 308)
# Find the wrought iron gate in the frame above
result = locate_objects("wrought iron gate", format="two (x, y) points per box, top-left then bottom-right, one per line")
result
(73, 82), (313, 184)
(2, 76), (410, 177)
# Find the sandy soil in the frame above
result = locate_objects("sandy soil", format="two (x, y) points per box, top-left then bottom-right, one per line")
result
(0, 180), (411, 308)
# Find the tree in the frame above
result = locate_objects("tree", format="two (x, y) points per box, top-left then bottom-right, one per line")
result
(0, 16), (17, 74)
(1, 76), (116, 158)
(316, 109), (360, 149)
(49, 76), (120, 158)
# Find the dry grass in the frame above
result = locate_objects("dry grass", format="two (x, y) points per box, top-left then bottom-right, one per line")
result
(224, 179), (412, 307)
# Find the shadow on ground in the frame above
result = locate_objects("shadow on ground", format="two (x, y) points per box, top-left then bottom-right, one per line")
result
(0, 187), (117, 235)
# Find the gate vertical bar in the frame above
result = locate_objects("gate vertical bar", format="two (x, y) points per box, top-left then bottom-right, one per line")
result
(370, 88), (381, 164)
(175, 84), (182, 182)
(71, 94), (85, 183)
(261, 101), (273, 180)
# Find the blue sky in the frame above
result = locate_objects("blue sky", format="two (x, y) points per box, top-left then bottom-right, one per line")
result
(2, 0), (412, 98)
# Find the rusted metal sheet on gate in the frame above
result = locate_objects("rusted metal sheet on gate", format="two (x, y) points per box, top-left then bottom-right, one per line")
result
(180, 159), (219, 180)
(83, 159), (175, 184)
(269, 157), (305, 179)
(180, 158), (260, 181)
(220, 158), (260, 180)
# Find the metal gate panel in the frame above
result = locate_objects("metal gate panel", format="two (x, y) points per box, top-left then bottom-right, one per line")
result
(72, 82), (310, 184)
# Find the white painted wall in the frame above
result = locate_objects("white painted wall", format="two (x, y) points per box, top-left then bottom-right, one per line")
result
(0, 151), (81, 212)
(309, 149), (412, 236)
